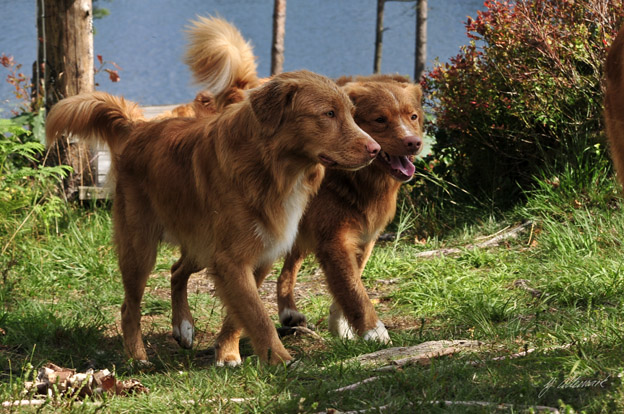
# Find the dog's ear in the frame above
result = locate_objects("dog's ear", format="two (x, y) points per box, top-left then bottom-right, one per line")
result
(407, 83), (423, 103)
(249, 78), (297, 133)
(341, 82), (367, 106)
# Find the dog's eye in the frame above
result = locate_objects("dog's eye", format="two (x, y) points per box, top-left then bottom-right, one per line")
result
(411, 114), (418, 121)
(326, 110), (335, 118)
(375, 117), (386, 123)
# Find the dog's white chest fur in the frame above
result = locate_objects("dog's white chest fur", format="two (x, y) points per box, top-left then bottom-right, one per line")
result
(255, 173), (308, 265)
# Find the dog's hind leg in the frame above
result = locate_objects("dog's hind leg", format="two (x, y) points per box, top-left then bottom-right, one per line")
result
(277, 245), (308, 328)
(317, 234), (390, 344)
(171, 254), (201, 349)
(115, 189), (161, 363)
(212, 259), (290, 365)
(214, 264), (275, 366)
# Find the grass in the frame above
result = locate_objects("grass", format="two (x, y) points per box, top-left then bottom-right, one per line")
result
(1, 158), (624, 413)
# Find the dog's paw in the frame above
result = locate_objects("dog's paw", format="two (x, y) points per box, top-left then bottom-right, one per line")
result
(328, 304), (356, 340)
(279, 308), (308, 327)
(215, 355), (242, 367)
(362, 320), (392, 344)
(172, 319), (194, 349)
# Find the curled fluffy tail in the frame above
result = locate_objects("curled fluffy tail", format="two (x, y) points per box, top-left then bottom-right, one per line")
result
(185, 16), (261, 96)
(45, 91), (144, 157)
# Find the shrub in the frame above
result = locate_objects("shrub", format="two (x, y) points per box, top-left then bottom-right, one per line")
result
(0, 115), (70, 258)
(420, 0), (624, 209)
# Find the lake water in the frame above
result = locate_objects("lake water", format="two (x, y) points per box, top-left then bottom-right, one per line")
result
(0, 0), (483, 113)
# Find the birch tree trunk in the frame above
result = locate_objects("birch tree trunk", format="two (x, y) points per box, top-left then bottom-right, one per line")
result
(415, 0), (428, 81)
(271, 0), (287, 76)
(374, 0), (385, 74)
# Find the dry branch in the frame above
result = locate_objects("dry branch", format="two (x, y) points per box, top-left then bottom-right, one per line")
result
(331, 376), (381, 393)
(348, 339), (483, 369)
(428, 400), (560, 413)
(415, 221), (532, 258)
(317, 400), (559, 414)
(468, 334), (597, 366)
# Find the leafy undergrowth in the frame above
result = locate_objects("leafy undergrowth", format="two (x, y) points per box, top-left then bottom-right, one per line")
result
(1, 168), (624, 413)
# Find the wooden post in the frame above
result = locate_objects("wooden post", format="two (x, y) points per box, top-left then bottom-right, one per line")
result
(39, 0), (95, 200)
(415, 0), (428, 81)
(374, 0), (385, 74)
(271, 0), (287, 76)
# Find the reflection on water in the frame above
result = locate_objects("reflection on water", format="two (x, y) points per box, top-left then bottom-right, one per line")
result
(0, 0), (483, 111)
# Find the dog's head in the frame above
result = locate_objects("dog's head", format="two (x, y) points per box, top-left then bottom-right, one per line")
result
(249, 70), (380, 171)
(342, 76), (424, 182)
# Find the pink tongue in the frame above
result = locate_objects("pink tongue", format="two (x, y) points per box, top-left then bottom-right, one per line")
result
(389, 155), (415, 177)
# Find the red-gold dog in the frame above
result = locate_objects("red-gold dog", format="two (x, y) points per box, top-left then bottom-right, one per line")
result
(46, 70), (379, 365)
(176, 17), (423, 352)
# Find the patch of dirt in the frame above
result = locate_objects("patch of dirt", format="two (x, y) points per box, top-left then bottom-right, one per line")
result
(99, 260), (424, 364)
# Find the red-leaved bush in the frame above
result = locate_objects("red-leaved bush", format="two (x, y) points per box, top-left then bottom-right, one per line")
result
(421, 0), (624, 206)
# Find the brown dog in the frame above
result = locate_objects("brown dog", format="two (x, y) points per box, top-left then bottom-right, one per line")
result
(46, 70), (380, 365)
(177, 16), (423, 349)
(276, 75), (424, 342)
(606, 25), (624, 184)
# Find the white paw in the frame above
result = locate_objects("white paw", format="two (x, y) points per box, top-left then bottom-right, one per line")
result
(363, 320), (392, 344)
(215, 357), (242, 367)
(173, 319), (194, 349)
(328, 302), (356, 340)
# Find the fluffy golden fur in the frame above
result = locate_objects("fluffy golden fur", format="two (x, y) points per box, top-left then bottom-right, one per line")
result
(185, 16), (263, 107)
(178, 16), (424, 348)
(46, 70), (379, 365)
(606, 25), (624, 184)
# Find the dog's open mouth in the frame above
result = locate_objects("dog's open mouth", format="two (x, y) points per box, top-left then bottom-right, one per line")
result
(377, 151), (416, 182)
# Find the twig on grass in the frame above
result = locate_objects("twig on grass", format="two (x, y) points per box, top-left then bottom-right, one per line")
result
(427, 400), (560, 413)
(348, 339), (483, 369)
(414, 221), (533, 258)
(513, 278), (544, 298)
(316, 400), (560, 414)
(331, 376), (381, 392)
(468, 334), (598, 366)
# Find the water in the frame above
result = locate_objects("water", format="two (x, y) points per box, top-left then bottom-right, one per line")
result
(0, 0), (483, 113)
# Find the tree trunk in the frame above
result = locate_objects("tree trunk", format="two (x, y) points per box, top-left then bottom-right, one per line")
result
(38, 0), (95, 200)
(271, 0), (287, 76)
(374, 0), (385, 74)
(414, 0), (428, 81)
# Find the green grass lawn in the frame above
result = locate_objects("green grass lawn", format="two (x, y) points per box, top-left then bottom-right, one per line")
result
(1, 165), (624, 413)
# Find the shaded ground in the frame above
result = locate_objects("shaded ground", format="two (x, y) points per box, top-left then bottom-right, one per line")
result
(129, 256), (424, 364)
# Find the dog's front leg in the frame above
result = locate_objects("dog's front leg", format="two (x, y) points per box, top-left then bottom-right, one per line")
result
(214, 312), (243, 366)
(171, 254), (201, 349)
(213, 264), (274, 366)
(212, 258), (291, 365)
(317, 235), (390, 344)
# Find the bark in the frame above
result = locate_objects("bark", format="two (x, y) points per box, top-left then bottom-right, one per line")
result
(38, 0), (96, 199)
(415, 0), (428, 81)
(374, 0), (385, 73)
(271, 0), (287, 76)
